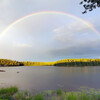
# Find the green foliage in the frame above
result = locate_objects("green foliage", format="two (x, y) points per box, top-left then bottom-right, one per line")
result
(56, 89), (63, 95)
(67, 93), (77, 100)
(33, 94), (44, 100)
(97, 95), (100, 100)
(79, 93), (90, 100)
(55, 62), (99, 66)
(0, 87), (18, 100)
(15, 92), (32, 100)
(15, 90), (32, 100)
(0, 86), (18, 95)
(1, 87), (100, 100)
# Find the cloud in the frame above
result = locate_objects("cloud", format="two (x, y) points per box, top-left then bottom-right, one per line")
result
(13, 42), (32, 48)
(0, 0), (10, 7)
(53, 21), (99, 43)
(48, 39), (100, 58)
(50, 21), (100, 59)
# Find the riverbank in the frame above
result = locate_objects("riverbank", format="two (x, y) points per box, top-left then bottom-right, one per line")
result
(1, 87), (100, 100)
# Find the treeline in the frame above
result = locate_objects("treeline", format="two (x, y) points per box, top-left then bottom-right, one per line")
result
(22, 61), (55, 66)
(0, 59), (24, 66)
(1, 58), (100, 66)
(54, 62), (100, 66)
(54, 59), (100, 66)
(22, 59), (100, 66)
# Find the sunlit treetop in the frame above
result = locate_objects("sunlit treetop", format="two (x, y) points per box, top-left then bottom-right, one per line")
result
(80, 0), (100, 14)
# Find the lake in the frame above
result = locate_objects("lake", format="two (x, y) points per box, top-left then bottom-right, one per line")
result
(0, 66), (100, 92)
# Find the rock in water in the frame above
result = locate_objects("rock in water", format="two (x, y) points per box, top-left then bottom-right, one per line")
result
(0, 70), (5, 72)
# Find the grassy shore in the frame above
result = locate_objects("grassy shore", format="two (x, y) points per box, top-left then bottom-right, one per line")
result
(1, 87), (100, 100)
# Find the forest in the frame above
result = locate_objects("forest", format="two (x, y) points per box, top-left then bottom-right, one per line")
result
(1, 58), (100, 66)
(0, 59), (23, 66)
(54, 59), (100, 66)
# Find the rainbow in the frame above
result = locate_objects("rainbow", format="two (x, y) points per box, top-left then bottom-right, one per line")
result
(0, 11), (99, 37)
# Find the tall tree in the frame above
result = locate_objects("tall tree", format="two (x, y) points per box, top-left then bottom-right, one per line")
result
(80, 0), (100, 14)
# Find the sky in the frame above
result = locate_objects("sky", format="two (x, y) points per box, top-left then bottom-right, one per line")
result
(0, 0), (100, 62)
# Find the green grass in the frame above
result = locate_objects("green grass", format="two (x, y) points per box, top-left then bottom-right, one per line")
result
(66, 93), (78, 100)
(78, 93), (90, 100)
(1, 87), (100, 100)
(56, 89), (63, 95)
(0, 86), (18, 100)
(33, 94), (44, 100)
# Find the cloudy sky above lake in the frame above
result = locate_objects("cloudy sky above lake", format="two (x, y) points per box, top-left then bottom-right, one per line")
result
(0, 0), (100, 61)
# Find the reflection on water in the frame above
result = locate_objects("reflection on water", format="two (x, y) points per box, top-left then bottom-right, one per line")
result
(0, 66), (100, 92)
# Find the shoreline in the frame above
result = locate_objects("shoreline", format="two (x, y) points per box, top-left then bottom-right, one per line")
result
(1, 58), (100, 66)
(0, 87), (100, 100)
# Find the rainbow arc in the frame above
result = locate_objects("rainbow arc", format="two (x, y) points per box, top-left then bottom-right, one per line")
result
(0, 11), (99, 37)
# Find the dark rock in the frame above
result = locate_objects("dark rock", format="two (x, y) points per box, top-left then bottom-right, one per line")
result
(0, 70), (5, 72)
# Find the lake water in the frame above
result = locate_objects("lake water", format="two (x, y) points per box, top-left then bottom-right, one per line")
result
(0, 66), (100, 92)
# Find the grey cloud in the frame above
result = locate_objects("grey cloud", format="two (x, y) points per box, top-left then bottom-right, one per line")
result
(48, 39), (100, 58)
(53, 21), (100, 43)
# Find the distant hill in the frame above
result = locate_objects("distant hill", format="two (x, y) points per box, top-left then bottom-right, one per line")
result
(1, 58), (100, 66)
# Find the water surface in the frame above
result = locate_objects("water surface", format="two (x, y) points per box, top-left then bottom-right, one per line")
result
(0, 66), (100, 92)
